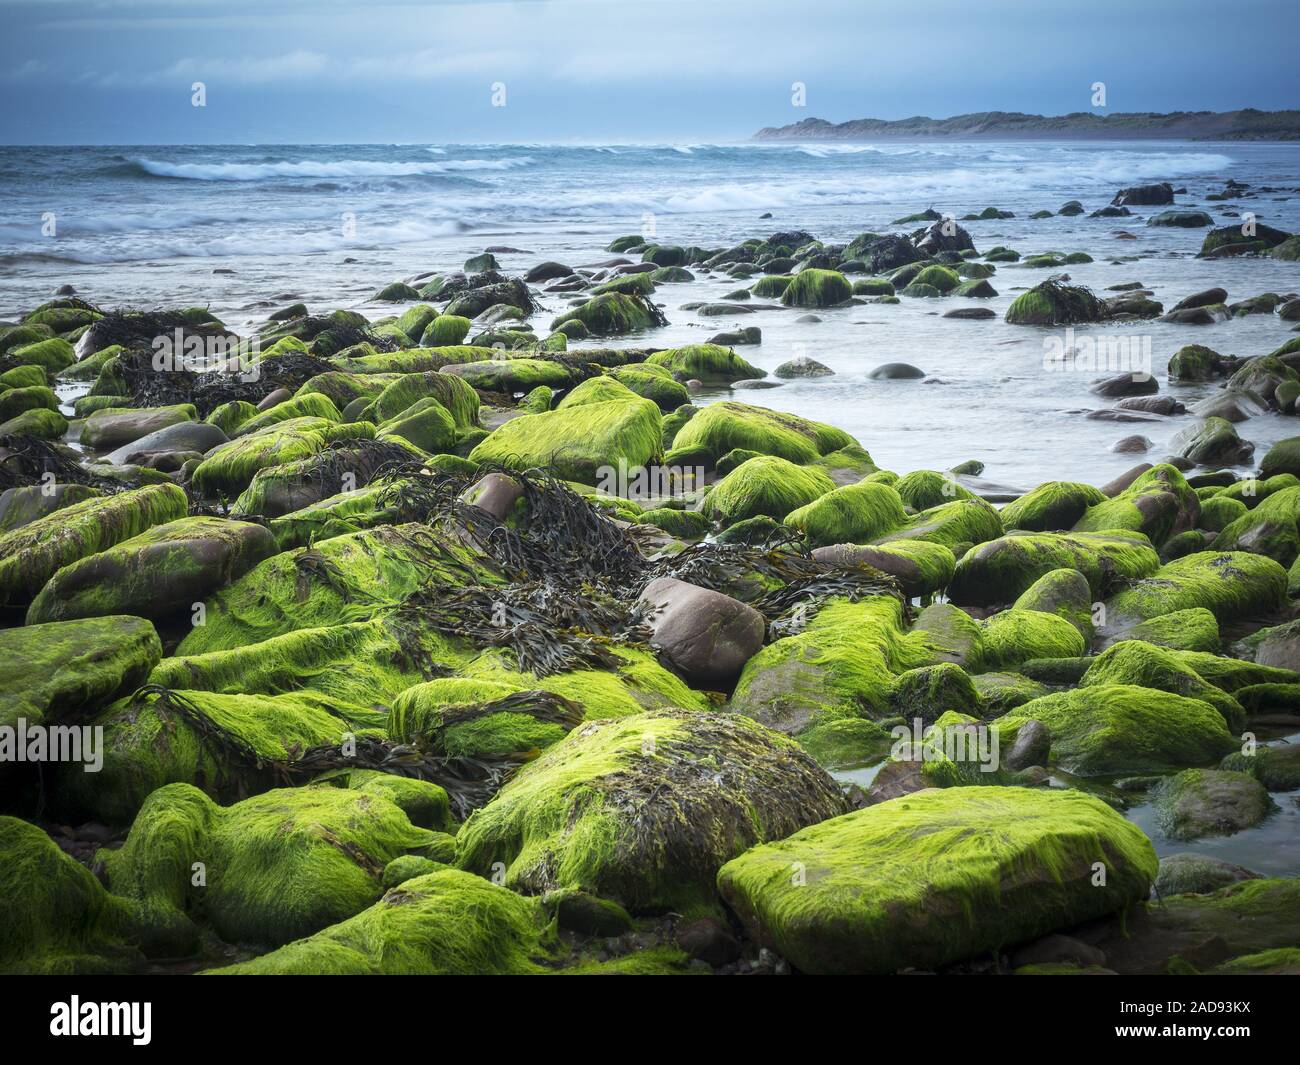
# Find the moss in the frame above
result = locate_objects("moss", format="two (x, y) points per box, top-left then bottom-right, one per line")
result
(206, 869), (548, 974)
(1001, 481), (1107, 531)
(1220, 473), (1299, 508)
(0, 483), (188, 607)
(971, 671), (1050, 715)
(1259, 436), (1300, 480)
(469, 394), (662, 485)
(378, 396), (458, 452)
(703, 455), (834, 526)
(0, 483), (103, 534)
(1012, 567), (1094, 638)
(389, 678), (577, 759)
(751, 274), (793, 297)
(874, 497), (1004, 552)
(26, 516), (276, 625)
(1215, 949), (1300, 975)
(999, 685), (1236, 776)
(0, 615), (160, 737)
(62, 687), (386, 825)
(1073, 464), (1199, 547)
(205, 399), (259, 435)
(371, 370), (479, 428)
(670, 400), (855, 464)
(0, 384), (57, 423)
(192, 417), (375, 498)
(101, 783), (436, 952)
(441, 358), (575, 396)
(889, 662), (982, 723)
(8, 337), (76, 373)
(816, 539), (957, 599)
(0, 406), (67, 440)
(232, 392), (341, 437)
(636, 506), (711, 538)
(731, 596), (932, 740)
(716, 787), (1156, 975)
(949, 529), (1159, 607)
(979, 607), (1088, 670)
(1080, 641), (1245, 731)
(178, 523), (495, 655)
(909, 264), (960, 293)
(893, 470), (975, 511)
(0, 364), (48, 390)
(1221, 743), (1300, 791)
(1199, 494), (1248, 532)
(1005, 278), (1107, 325)
(645, 344), (765, 385)
(607, 365), (691, 410)
(417, 314), (470, 347)
(456, 709), (846, 916)
(783, 480), (907, 546)
(1102, 550), (1288, 634)
(780, 269), (852, 308)
(1117, 607), (1221, 653)
(1212, 485), (1300, 565)
(550, 293), (664, 336)
(0, 817), (145, 974)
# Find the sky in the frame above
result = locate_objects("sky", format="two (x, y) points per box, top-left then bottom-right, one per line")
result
(0, 0), (1296, 144)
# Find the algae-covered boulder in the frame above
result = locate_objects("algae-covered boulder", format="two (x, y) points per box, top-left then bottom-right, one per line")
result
(998, 685), (1236, 776)
(0, 817), (145, 974)
(468, 395), (662, 485)
(389, 679), (582, 759)
(1100, 551), (1288, 637)
(730, 596), (928, 741)
(1072, 464), (1199, 547)
(1150, 769), (1274, 842)
(0, 616), (160, 734)
(80, 404), (197, 450)
(1079, 641), (1245, 731)
(456, 709), (847, 915)
(1259, 436), (1300, 480)
(873, 496), (1004, 551)
(892, 470), (975, 511)
(948, 529), (1158, 607)
(979, 607), (1087, 669)
(783, 480), (907, 547)
(607, 365), (692, 410)
(26, 517), (276, 625)
(371, 370), (480, 428)
(1222, 742), (1300, 792)
(810, 540), (956, 599)
(177, 523), (495, 655)
(0, 483), (188, 607)
(62, 686), (387, 824)
(550, 292), (666, 336)
(716, 787), (1156, 975)
(645, 344), (765, 385)
(205, 869), (548, 975)
(671, 401), (856, 465)
(377, 396), (458, 452)
(702, 455), (834, 526)
(780, 269), (852, 308)
(1012, 567), (1094, 638)
(191, 417), (375, 498)
(1112, 608), (1220, 652)
(1005, 278), (1108, 326)
(1212, 485), (1300, 565)
(101, 783), (438, 953)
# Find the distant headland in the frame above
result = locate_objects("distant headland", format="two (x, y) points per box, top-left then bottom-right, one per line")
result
(754, 109), (1300, 142)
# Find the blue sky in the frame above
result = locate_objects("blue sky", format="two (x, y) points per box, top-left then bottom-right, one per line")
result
(1, 0), (1295, 144)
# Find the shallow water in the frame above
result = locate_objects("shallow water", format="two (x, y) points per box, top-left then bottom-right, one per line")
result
(3, 140), (1299, 488)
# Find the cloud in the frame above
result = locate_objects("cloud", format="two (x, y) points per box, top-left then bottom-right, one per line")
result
(154, 50), (330, 85)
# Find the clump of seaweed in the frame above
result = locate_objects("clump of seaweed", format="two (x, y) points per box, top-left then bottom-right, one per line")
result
(0, 435), (129, 492)
(391, 579), (653, 677)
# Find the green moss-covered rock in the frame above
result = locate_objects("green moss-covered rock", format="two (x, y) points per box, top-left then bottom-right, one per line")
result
(644, 344), (765, 385)
(1000, 481), (1107, 532)
(1212, 485), (1300, 565)
(0, 407), (67, 440)
(1101, 551), (1288, 636)
(949, 530), (1159, 607)
(0, 817), (145, 974)
(811, 539), (957, 599)
(371, 370), (480, 429)
(1005, 278), (1107, 325)
(1080, 641), (1245, 731)
(1117, 608), (1220, 653)
(0, 483), (188, 607)
(999, 685), (1236, 776)
(893, 470), (975, 511)
(874, 497), (1004, 552)
(716, 787), (1156, 975)
(456, 709), (846, 917)
(783, 480), (907, 547)
(205, 869), (549, 975)
(703, 456), (834, 526)
(780, 269), (852, 308)
(26, 517), (276, 625)
(670, 401), (854, 465)
(1073, 464), (1199, 548)
(8, 337), (76, 373)
(550, 293), (664, 336)
(191, 417), (375, 498)
(101, 783), (437, 953)
(1012, 567), (1094, 638)
(389, 679), (580, 759)
(980, 608), (1087, 669)
(0, 385), (57, 424)
(468, 394), (662, 485)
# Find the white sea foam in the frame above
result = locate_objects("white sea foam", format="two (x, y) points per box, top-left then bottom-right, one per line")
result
(130, 156), (533, 180)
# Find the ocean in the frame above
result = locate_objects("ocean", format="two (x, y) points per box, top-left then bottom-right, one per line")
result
(2, 139), (1299, 489)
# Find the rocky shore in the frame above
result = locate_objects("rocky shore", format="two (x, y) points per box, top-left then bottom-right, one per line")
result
(2, 191), (1300, 976)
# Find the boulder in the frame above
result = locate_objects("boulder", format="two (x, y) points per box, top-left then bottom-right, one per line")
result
(638, 577), (765, 687)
